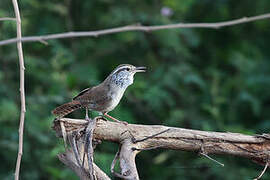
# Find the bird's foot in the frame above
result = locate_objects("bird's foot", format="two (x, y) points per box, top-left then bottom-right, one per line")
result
(85, 116), (91, 122)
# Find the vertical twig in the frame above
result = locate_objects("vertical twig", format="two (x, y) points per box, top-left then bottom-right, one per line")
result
(200, 152), (225, 167)
(84, 118), (97, 180)
(12, 0), (26, 180)
(254, 162), (268, 180)
(60, 121), (68, 148)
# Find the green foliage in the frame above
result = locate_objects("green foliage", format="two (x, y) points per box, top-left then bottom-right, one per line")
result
(1, 0), (270, 179)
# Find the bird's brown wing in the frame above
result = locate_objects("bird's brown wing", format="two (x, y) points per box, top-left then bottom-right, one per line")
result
(73, 84), (112, 111)
(73, 87), (92, 100)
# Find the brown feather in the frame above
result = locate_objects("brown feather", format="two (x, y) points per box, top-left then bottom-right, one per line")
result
(73, 87), (92, 100)
(73, 83), (112, 112)
(52, 100), (82, 117)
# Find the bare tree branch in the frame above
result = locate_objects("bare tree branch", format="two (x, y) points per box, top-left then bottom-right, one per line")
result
(58, 149), (111, 180)
(1, 13), (270, 46)
(58, 117), (107, 180)
(52, 118), (270, 179)
(61, 126), (111, 180)
(0, 17), (16, 21)
(83, 118), (96, 180)
(12, 0), (26, 180)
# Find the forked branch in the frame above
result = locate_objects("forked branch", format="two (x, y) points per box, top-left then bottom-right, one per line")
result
(58, 149), (110, 180)
(59, 122), (109, 180)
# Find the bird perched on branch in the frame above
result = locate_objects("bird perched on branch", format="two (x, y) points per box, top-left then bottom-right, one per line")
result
(52, 64), (146, 123)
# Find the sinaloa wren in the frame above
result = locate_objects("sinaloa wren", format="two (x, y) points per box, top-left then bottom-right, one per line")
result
(52, 64), (146, 123)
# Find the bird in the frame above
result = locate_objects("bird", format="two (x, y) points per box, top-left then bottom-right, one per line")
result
(52, 64), (146, 123)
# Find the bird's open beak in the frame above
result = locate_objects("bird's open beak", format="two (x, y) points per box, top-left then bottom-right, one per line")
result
(135, 66), (146, 72)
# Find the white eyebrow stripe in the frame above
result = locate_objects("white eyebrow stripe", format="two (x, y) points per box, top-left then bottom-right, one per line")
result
(112, 66), (129, 74)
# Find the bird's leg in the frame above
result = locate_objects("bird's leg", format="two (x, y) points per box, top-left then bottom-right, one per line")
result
(85, 107), (90, 121)
(104, 112), (128, 125)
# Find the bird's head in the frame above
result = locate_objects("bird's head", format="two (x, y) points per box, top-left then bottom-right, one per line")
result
(108, 64), (146, 88)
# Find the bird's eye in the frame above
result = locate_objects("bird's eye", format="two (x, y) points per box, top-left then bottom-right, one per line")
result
(126, 68), (130, 71)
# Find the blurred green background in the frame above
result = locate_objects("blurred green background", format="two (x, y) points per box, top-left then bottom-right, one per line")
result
(1, 0), (270, 179)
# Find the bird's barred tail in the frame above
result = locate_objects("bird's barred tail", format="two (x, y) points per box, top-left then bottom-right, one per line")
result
(52, 100), (82, 117)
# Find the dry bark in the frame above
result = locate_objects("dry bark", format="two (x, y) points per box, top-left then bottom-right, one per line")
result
(52, 117), (270, 180)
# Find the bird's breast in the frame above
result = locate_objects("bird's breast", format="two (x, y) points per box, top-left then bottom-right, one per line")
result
(105, 88), (125, 112)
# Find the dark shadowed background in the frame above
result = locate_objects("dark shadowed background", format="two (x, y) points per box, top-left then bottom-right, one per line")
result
(1, 0), (270, 179)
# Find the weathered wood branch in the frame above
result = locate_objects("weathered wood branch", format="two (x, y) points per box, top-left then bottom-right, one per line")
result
(58, 125), (110, 180)
(58, 148), (110, 180)
(52, 117), (270, 179)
